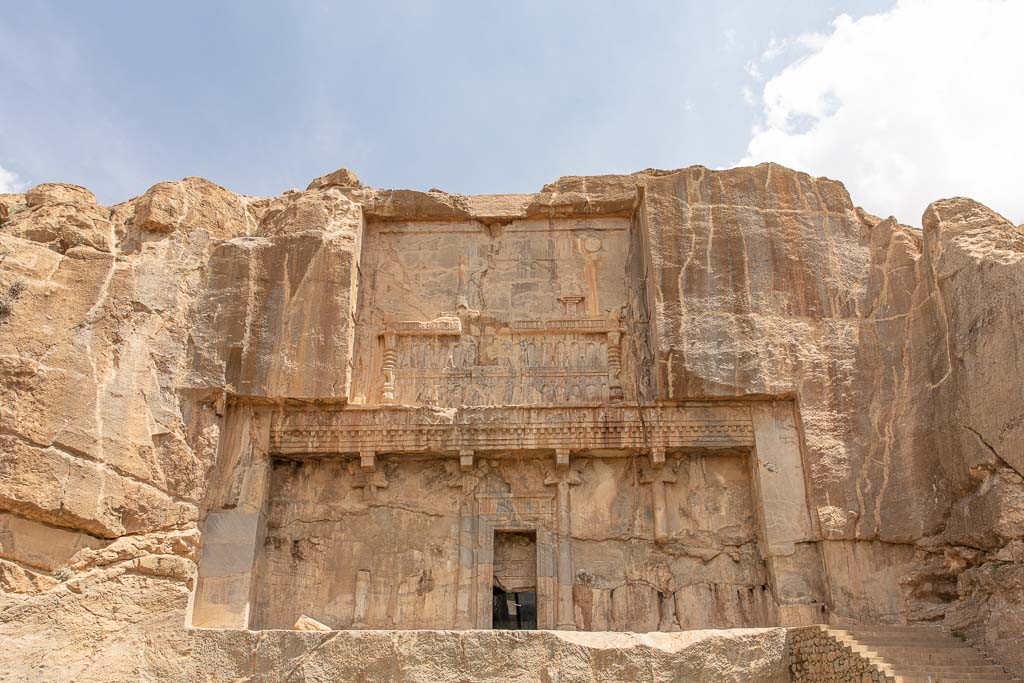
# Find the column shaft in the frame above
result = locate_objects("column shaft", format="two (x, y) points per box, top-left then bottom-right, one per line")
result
(556, 480), (575, 630)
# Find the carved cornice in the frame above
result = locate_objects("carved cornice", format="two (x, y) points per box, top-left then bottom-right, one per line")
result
(500, 318), (623, 335)
(383, 316), (622, 338)
(269, 404), (755, 456)
(384, 317), (462, 336)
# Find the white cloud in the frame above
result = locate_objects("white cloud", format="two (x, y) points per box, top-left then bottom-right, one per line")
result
(760, 32), (827, 62)
(0, 164), (24, 194)
(739, 0), (1024, 225)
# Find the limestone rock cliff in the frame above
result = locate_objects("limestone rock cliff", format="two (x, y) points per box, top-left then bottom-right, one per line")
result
(0, 164), (1021, 681)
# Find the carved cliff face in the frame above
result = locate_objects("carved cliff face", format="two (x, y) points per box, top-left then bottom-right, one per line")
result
(0, 164), (1021, 680)
(349, 214), (635, 407)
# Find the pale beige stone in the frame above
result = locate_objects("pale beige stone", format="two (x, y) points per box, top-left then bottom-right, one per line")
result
(25, 182), (97, 207)
(3, 201), (113, 252)
(293, 614), (332, 631)
(305, 167), (361, 190)
(0, 163), (1021, 680)
(131, 176), (254, 239)
(0, 193), (25, 221)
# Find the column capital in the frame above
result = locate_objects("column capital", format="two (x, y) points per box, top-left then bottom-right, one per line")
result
(555, 447), (571, 470)
(640, 463), (677, 485)
(360, 450), (377, 472)
(544, 468), (582, 487)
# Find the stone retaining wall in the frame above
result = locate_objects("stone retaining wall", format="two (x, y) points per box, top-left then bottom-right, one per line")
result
(788, 626), (892, 682)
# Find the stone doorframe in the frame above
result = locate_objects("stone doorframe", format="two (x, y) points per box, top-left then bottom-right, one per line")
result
(472, 494), (557, 629)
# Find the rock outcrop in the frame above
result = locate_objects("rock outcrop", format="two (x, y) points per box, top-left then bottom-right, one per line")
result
(0, 164), (1021, 681)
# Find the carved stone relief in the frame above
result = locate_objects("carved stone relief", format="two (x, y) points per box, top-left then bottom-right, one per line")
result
(350, 216), (639, 407)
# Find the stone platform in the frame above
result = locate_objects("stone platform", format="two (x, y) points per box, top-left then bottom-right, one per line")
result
(187, 627), (791, 682)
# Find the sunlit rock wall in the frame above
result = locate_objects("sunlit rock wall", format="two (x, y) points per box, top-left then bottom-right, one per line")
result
(0, 164), (1021, 680)
(251, 453), (767, 633)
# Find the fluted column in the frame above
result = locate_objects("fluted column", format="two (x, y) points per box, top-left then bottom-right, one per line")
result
(381, 332), (397, 403)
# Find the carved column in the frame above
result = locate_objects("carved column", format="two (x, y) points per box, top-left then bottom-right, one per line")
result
(447, 455), (480, 629)
(640, 448), (676, 545)
(381, 332), (397, 403)
(607, 330), (624, 403)
(544, 449), (581, 630)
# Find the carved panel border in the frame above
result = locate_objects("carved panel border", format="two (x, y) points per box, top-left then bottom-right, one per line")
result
(269, 404), (755, 455)
(473, 494), (557, 629)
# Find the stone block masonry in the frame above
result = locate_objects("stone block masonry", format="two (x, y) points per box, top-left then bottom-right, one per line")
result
(789, 626), (893, 682)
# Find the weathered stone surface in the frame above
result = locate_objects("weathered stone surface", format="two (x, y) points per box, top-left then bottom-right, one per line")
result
(131, 176), (255, 240)
(25, 182), (97, 207)
(0, 164), (1021, 680)
(187, 188), (363, 398)
(2, 202), (113, 252)
(0, 193), (25, 222)
(945, 562), (1024, 673)
(183, 628), (790, 682)
(922, 197), (1024, 479)
(293, 614), (331, 631)
(305, 167), (361, 190)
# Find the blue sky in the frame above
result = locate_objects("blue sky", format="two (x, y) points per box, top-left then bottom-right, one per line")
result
(1, 1), (1021, 225)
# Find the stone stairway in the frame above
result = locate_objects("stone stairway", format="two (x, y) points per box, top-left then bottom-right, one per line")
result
(831, 625), (1021, 683)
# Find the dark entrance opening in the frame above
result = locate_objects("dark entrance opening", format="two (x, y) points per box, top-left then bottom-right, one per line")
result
(491, 530), (537, 630)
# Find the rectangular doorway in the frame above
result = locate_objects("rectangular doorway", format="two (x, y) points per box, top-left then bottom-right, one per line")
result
(492, 530), (537, 629)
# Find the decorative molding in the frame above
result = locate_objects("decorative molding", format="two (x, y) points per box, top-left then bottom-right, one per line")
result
(501, 318), (622, 335)
(383, 316), (621, 338)
(269, 404), (755, 455)
(384, 316), (463, 336)
(377, 315), (624, 404)
(473, 494), (558, 628)
(475, 494), (555, 523)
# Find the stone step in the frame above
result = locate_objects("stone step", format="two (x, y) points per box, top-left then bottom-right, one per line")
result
(894, 676), (1016, 682)
(893, 677), (1018, 683)
(848, 630), (950, 640)
(847, 630), (948, 639)
(844, 629), (962, 638)
(831, 624), (1020, 683)
(867, 644), (991, 655)
(855, 637), (973, 648)
(866, 650), (995, 666)
(896, 665), (1014, 675)
(837, 624), (945, 633)
(880, 658), (996, 668)
(868, 647), (995, 655)
(894, 675), (1017, 681)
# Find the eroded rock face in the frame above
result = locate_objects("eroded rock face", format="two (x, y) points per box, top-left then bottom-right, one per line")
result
(3, 202), (113, 253)
(305, 167), (361, 191)
(131, 176), (256, 240)
(0, 164), (1021, 680)
(25, 182), (97, 207)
